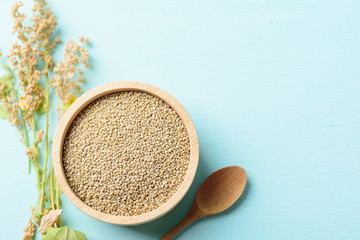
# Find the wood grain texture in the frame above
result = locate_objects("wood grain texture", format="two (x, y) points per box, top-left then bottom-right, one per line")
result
(52, 81), (199, 225)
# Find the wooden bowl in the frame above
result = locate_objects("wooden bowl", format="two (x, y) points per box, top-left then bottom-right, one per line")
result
(52, 81), (199, 225)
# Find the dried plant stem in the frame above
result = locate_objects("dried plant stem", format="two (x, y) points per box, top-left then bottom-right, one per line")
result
(50, 164), (55, 211)
(18, 115), (28, 142)
(31, 116), (42, 199)
(40, 56), (50, 212)
(17, 99), (41, 195)
(56, 181), (62, 227)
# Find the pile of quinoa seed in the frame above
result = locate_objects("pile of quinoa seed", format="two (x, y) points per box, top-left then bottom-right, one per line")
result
(62, 91), (191, 216)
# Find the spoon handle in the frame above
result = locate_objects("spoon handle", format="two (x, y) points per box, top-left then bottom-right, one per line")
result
(160, 205), (203, 240)
(160, 215), (195, 240)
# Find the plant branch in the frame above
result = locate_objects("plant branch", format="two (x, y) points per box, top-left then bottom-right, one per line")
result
(39, 48), (51, 213)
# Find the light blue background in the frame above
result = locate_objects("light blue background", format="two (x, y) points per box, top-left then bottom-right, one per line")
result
(1, 0), (360, 239)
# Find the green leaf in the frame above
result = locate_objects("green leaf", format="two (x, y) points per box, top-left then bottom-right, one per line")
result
(62, 96), (77, 112)
(41, 226), (87, 240)
(0, 76), (12, 87)
(0, 75), (13, 98)
(33, 208), (42, 216)
(57, 227), (77, 239)
(0, 105), (9, 119)
(74, 230), (87, 240)
(36, 98), (48, 115)
(0, 75), (12, 88)
(41, 227), (58, 240)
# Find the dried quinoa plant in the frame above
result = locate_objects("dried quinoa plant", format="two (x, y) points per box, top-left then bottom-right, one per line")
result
(51, 38), (90, 116)
(0, 0), (90, 239)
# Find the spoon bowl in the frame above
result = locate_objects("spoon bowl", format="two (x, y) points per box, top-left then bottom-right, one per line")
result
(196, 166), (247, 215)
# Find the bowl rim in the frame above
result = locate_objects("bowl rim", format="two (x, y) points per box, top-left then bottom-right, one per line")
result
(52, 81), (199, 225)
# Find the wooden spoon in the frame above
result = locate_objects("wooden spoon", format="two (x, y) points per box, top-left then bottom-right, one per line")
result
(160, 165), (247, 240)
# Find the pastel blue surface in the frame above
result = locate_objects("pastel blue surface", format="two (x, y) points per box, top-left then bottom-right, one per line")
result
(1, 0), (360, 239)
